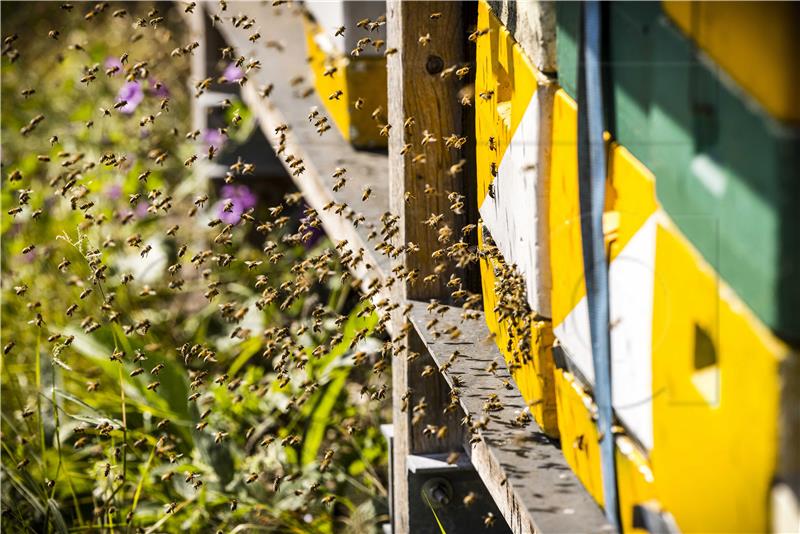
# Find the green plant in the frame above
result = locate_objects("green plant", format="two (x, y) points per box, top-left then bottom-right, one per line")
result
(1, 3), (389, 532)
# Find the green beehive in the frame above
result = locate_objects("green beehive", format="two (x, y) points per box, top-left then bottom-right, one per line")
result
(555, 1), (800, 342)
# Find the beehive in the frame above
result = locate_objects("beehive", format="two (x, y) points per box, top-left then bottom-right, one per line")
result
(477, 0), (800, 531)
(303, 0), (388, 149)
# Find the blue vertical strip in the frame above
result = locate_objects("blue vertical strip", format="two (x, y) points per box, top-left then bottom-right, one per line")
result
(577, 0), (620, 530)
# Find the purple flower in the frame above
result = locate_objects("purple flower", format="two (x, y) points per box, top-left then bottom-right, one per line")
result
(223, 62), (244, 83)
(106, 182), (122, 200)
(217, 185), (257, 224)
(134, 201), (150, 218)
(202, 128), (227, 150)
(116, 81), (144, 114)
(104, 56), (123, 74)
(149, 78), (169, 98)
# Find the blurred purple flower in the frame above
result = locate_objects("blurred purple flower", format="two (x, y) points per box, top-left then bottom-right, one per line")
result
(217, 185), (257, 224)
(134, 201), (150, 218)
(117, 81), (144, 114)
(149, 78), (170, 98)
(202, 128), (227, 150)
(223, 62), (244, 83)
(22, 248), (37, 263)
(106, 182), (122, 200)
(104, 56), (123, 74)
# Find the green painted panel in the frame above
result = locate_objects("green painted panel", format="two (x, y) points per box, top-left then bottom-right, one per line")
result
(555, 1), (800, 341)
(555, 1), (578, 100)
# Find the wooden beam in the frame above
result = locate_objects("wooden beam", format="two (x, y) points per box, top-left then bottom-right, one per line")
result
(386, 2), (477, 531)
(408, 302), (612, 534)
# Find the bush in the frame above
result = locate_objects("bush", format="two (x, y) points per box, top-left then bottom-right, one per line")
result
(1, 3), (389, 532)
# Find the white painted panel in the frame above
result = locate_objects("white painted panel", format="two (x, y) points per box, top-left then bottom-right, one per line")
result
(608, 215), (656, 450)
(554, 296), (594, 381)
(554, 216), (656, 450)
(480, 93), (552, 316)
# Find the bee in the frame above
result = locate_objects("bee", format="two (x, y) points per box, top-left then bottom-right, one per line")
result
(418, 33), (431, 46)
(328, 90), (343, 100)
(246, 472), (259, 484)
(362, 187), (372, 201)
(259, 83), (275, 98)
(463, 491), (477, 507)
(335, 26), (345, 36)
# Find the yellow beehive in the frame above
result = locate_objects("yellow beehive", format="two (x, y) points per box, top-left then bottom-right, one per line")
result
(303, 1), (388, 149)
(475, 0), (558, 437)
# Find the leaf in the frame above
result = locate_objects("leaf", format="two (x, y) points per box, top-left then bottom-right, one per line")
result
(46, 498), (69, 534)
(228, 336), (262, 377)
(300, 367), (349, 467)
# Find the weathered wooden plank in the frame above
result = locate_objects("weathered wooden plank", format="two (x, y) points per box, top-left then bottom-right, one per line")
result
(387, 0), (475, 303)
(208, 1), (391, 293)
(386, 2), (477, 531)
(485, 0), (557, 75)
(408, 301), (612, 534)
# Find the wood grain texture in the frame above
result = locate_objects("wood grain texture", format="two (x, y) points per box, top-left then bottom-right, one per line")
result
(386, 2), (476, 531)
(486, 0), (557, 74)
(387, 0), (474, 303)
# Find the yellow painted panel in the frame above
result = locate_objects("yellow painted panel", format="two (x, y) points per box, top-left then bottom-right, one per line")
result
(616, 436), (656, 534)
(549, 89), (658, 329)
(605, 145), (657, 260)
(554, 369), (605, 504)
(662, 1), (800, 122)
(478, 223), (559, 436)
(555, 369), (657, 533)
(304, 19), (387, 148)
(476, 0), (538, 206)
(548, 89), (585, 329)
(475, 1), (558, 436)
(651, 218), (786, 532)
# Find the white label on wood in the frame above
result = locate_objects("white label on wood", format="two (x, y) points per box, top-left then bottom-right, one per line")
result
(479, 93), (552, 316)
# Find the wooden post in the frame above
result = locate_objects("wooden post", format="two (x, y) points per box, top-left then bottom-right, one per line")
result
(387, 2), (475, 531)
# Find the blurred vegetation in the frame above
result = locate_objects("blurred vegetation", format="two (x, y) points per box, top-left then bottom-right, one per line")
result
(1, 2), (389, 532)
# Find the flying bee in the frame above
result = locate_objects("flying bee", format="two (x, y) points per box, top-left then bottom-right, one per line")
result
(361, 187), (372, 201)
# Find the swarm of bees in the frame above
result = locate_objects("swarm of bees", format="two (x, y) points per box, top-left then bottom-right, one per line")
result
(0, 0), (531, 530)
